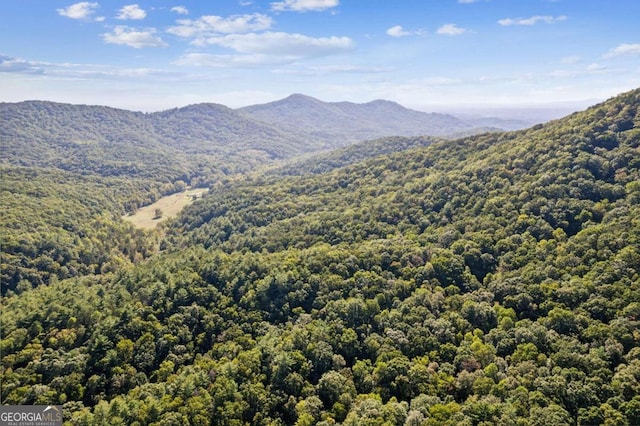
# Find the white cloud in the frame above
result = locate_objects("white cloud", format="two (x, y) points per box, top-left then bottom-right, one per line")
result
(102, 26), (168, 48)
(0, 54), (186, 80)
(386, 25), (412, 38)
(174, 32), (354, 67)
(171, 6), (189, 15)
(458, 0), (479, 3)
(198, 32), (354, 57)
(498, 15), (567, 26)
(604, 43), (640, 58)
(117, 4), (146, 20)
(437, 24), (467, 36)
(270, 0), (339, 12)
(167, 14), (273, 39)
(0, 55), (45, 74)
(57, 2), (99, 20)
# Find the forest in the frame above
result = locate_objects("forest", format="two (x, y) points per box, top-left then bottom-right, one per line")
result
(1, 88), (639, 425)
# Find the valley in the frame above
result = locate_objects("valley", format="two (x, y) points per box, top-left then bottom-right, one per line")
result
(1, 89), (639, 425)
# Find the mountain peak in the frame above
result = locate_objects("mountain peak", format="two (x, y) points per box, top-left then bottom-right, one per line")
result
(367, 99), (404, 107)
(284, 93), (319, 101)
(168, 102), (232, 114)
(278, 93), (326, 107)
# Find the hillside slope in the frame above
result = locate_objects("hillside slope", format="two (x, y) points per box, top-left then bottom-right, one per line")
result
(170, 89), (639, 253)
(0, 166), (157, 293)
(148, 102), (328, 157)
(270, 135), (442, 176)
(0, 101), (176, 178)
(1, 89), (639, 425)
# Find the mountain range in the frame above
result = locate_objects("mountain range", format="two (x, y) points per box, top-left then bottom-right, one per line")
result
(1, 95), (531, 179)
(238, 94), (510, 143)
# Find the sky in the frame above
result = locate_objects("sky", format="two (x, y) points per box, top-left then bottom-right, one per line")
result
(1, 0), (639, 113)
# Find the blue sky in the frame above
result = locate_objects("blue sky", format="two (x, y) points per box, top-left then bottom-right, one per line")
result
(1, 0), (638, 112)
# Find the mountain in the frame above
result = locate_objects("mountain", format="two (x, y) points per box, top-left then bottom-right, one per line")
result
(0, 100), (326, 179)
(1, 96), (527, 183)
(1, 97), (488, 181)
(238, 94), (479, 144)
(147, 102), (329, 157)
(0, 101), (171, 177)
(1, 96), (528, 187)
(2, 89), (639, 424)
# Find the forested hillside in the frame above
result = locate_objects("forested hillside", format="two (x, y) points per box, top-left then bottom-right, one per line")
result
(270, 135), (442, 177)
(1, 89), (639, 425)
(0, 100), (313, 179)
(0, 167), (160, 294)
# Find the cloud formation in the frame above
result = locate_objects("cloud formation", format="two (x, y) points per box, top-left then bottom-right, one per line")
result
(200, 32), (353, 56)
(102, 26), (168, 48)
(174, 32), (354, 67)
(171, 6), (189, 15)
(168, 14), (273, 41)
(498, 15), (567, 26)
(386, 25), (411, 38)
(270, 0), (339, 12)
(0, 55), (45, 74)
(117, 4), (146, 20)
(57, 2), (100, 20)
(437, 24), (467, 36)
(604, 43), (640, 58)
(0, 54), (185, 80)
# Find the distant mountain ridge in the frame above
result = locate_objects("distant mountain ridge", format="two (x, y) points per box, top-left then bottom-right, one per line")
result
(238, 94), (481, 143)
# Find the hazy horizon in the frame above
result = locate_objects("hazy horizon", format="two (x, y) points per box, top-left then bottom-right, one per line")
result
(1, 0), (639, 114)
(2, 92), (602, 124)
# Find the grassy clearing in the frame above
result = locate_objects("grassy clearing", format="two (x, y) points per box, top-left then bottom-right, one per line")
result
(123, 188), (209, 229)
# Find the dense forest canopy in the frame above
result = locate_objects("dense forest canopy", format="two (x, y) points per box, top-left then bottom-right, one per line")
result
(1, 89), (639, 425)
